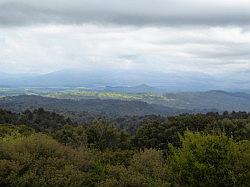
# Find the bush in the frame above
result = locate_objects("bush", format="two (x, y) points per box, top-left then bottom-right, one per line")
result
(101, 149), (170, 186)
(86, 120), (131, 150)
(168, 131), (250, 186)
(52, 125), (88, 148)
(0, 133), (95, 186)
(0, 124), (35, 141)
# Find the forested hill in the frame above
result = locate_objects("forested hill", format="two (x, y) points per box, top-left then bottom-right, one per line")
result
(0, 108), (249, 186)
(0, 108), (72, 132)
(162, 90), (250, 111)
(2, 87), (250, 112)
(0, 95), (188, 117)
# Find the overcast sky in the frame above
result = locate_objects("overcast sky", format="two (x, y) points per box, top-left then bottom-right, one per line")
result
(0, 0), (250, 78)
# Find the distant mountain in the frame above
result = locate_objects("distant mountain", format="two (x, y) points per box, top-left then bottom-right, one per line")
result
(1, 69), (250, 91)
(0, 72), (10, 78)
(0, 95), (188, 117)
(104, 84), (160, 93)
(0, 72), (15, 86)
(244, 90), (250, 94)
(159, 90), (250, 112)
(0, 69), (221, 91)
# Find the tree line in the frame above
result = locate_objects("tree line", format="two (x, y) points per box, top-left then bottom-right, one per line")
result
(0, 108), (250, 186)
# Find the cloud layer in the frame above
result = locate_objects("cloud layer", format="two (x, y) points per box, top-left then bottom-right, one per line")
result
(1, 24), (250, 75)
(1, 0), (250, 26)
(0, 0), (250, 88)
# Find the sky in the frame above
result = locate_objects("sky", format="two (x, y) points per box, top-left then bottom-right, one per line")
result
(0, 0), (250, 79)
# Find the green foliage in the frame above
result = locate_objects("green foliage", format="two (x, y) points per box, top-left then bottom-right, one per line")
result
(52, 125), (88, 148)
(0, 109), (18, 124)
(206, 119), (250, 141)
(97, 149), (136, 166)
(86, 120), (131, 150)
(168, 131), (250, 186)
(100, 149), (170, 187)
(17, 108), (73, 132)
(135, 114), (250, 150)
(0, 133), (95, 186)
(0, 108), (72, 132)
(1, 108), (250, 186)
(135, 117), (176, 149)
(0, 95), (180, 118)
(46, 90), (143, 101)
(0, 124), (35, 140)
(127, 149), (169, 186)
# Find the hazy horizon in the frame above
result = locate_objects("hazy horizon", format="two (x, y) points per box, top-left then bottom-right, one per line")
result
(1, 0), (250, 90)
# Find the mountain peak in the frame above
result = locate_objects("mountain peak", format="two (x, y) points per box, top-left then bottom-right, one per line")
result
(136, 84), (152, 88)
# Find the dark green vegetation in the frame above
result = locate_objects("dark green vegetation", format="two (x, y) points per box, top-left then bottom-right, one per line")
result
(0, 108), (250, 186)
(0, 108), (72, 132)
(0, 95), (187, 118)
(1, 87), (250, 112)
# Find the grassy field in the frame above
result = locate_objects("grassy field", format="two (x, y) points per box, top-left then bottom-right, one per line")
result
(0, 87), (175, 106)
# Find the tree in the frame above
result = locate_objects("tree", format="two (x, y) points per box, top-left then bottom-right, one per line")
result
(0, 133), (95, 186)
(86, 120), (131, 150)
(52, 125), (88, 148)
(0, 124), (35, 139)
(100, 149), (170, 186)
(168, 131), (250, 186)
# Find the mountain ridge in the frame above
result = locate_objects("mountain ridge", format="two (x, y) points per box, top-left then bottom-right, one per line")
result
(0, 95), (189, 117)
(0, 69), (227, 91)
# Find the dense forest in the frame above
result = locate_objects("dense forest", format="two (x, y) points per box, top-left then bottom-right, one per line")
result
(0, 108), (249, 186)
(0, 95), (187, 117)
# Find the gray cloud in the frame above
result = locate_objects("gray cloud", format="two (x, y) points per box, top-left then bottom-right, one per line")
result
(0, 24), (249, 75)
(188, 43), (250, 60)
(0, 0), (250, 86)
(1, 0), (250, 27)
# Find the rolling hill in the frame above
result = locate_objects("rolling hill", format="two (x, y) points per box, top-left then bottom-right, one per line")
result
(0, 95), (188, 117)
(160, 90), (250, 112)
